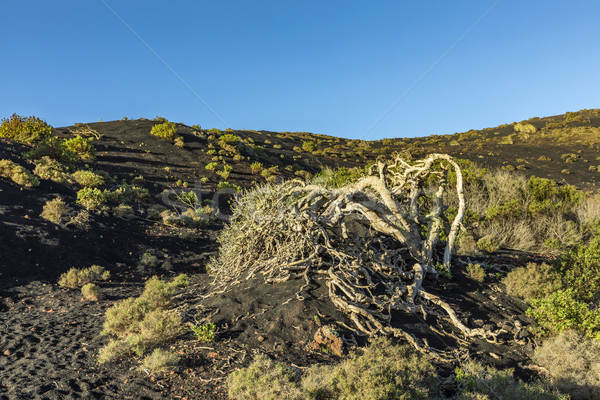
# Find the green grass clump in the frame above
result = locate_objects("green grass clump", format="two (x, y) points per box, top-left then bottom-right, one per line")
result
(0, 159), (40, 187)
(63, 135), (96, 160)
(150, 122), (177, 140)
(72, 170), (104, 187)
(0, 114), (53, 143)
(76, 187), (107, 210)
(58, 265), (110, 289)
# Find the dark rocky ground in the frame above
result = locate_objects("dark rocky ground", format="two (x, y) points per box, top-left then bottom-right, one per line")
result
(1, 110), (598, 399)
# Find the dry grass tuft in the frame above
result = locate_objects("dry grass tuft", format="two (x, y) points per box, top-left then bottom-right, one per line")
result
(534, 331), (600, 400)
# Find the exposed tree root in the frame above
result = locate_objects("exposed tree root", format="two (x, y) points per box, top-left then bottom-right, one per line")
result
(209, 153), (504, 358)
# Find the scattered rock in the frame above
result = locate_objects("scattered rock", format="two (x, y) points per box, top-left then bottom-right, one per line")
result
(310, 325), (343, 356)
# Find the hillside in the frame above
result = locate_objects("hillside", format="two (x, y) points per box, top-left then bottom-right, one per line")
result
(1, 109), (600, 399)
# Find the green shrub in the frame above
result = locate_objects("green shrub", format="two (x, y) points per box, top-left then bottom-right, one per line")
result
(312, 166), (368, 188)
(192, 323), (216, 343)
(58, 265), (110, 289)
(150, 122), (177, 140)
(302, 140), (317, 153)
(141, 348), (179, 373)
(217, 164), (233, 179)
(0, 159), (40, 187)
(527, 288), (600, 339)
(175, 190), (199, 209)
(533, 331), (600, 400)
(218, 133), (241, 145)
(72, 170), (104, 187)
(81, 283), (100, 301)
(216, 181), (241, 192)
(76, 187), (107, 210)
(104, 183), (149, 205)
(64, 135), (96, 160)
(205, 162), (219, 171)
(502, 263), (563, 303)
(24, 137), (79, 164)
(33, 156), (72, 184)
(554, 238), (600, 303)
(250, 162), (264, 174)
(0, 114), (53, 143)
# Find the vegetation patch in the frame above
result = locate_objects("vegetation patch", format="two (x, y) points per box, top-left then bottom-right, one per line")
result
(0, 114), (53, 143)
(58, 265), (110, 289)
(0, 159), (40, 187)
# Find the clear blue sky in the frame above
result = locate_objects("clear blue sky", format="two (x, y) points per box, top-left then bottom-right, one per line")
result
(1, 1), (599, 140)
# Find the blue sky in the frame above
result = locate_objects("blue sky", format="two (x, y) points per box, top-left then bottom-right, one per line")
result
(1, 1), (599, 140)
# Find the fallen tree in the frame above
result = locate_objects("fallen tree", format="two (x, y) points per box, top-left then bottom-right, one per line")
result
(208, 153), (496, 359)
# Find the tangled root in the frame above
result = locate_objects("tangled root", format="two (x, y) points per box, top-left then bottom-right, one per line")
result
(209, 153), (494, 358)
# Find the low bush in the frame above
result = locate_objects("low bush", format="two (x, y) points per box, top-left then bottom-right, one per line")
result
(81, 283), (100, 301)
(454, 360), (565, 400)
(250, 162), (264, 174)
(76, 187), (107, 210)
(33, 156), (72, 184)
(58, 265), (110, 289)
(217, 164), (233, 179)
(527, 288), (600, 339)
(302, 140), (317, 153)
(0, 114), (53, 143)
(41, 197), (69, 225)
(64, 135), (96, 160)
(216, 181), (241, 192)
(554, 237), (600, 303)
(72, 170), (104, 187)
(205, 162), (219, 171)
(0, 159), (40, 187)
(141, 348), (179, 373)
(228, 337), (438, 400)
(533, 331), (600, 400)
(103, 183), (149, 205)
(465, 263), (486, 282)
(150, 122), (177, 140)
(502, 263), (563, 303)
(24, 137), (79, 165)
(99, 275), (189, 363)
